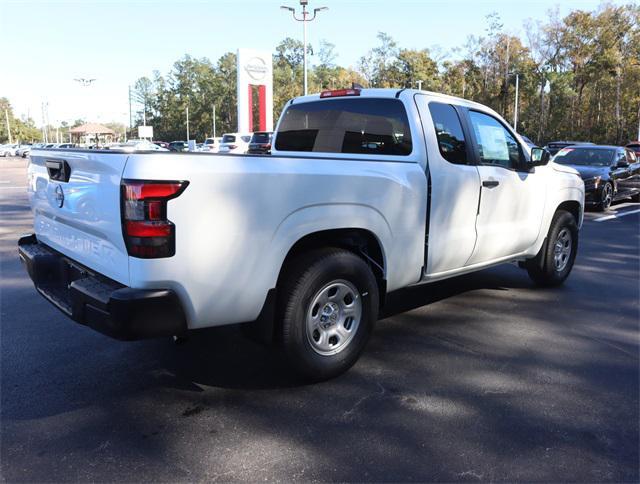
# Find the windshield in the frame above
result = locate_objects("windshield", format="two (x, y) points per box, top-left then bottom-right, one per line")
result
(222, 135), (236, 143)
(553, 148), (615, 166)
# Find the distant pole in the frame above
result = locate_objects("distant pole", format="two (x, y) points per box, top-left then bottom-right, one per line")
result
(4, 109), (12, 144)
(212, 104), (216, 138)
(186, 106), (190, 141)
(302, 4), (308, 95)
(637, 103), (640, 141)
(128, 85), (132, 141)
(513, 73), (520, 131)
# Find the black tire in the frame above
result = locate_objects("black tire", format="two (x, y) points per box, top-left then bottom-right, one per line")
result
(525, 210), (578, 287)
(596, 182), (613, 211)
(278, 248), (379, 381)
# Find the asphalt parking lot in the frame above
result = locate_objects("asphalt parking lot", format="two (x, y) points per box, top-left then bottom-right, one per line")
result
(1, 156), (638, 482)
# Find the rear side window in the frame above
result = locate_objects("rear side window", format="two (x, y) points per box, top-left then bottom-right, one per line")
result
(428, 102), (467, 164)
(222, 135), (236, 143)
(275, 98), (412, 156)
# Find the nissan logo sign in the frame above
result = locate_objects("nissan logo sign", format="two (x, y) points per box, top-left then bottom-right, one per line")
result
(54, 185), (64, 208)
(244, 57), (268, 81)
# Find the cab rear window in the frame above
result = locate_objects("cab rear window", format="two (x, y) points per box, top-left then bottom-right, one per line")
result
(275, 98), (412, 156)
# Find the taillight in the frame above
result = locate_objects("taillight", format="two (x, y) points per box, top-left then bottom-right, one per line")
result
(121, 180), (189, 258)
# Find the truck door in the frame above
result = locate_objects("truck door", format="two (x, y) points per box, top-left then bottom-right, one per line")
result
(464, 110), (546, 265)
(415, 96), (481, 276)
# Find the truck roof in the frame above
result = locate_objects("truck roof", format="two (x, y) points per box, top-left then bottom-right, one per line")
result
(291, 88), (491, 112)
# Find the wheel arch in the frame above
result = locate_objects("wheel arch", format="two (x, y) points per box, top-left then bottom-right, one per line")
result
(276, 228), (387, 303)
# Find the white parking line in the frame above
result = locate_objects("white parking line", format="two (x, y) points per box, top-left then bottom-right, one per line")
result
(593, 209), (640, 222)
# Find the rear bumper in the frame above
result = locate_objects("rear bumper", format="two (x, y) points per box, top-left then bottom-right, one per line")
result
(18, 234), (187, 340)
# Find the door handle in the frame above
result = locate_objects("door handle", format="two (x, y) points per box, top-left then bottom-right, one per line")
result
(482, 180), (499, 188)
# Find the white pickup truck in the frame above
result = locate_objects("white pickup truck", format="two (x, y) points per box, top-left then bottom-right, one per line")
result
(20, 88), (584, 380)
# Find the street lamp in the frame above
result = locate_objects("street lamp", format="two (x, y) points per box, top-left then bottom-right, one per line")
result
(74, 77), (96, 125)
(280, 1), (328, 95)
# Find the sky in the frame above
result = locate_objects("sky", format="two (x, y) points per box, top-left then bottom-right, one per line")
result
(0, 0), (619, 127)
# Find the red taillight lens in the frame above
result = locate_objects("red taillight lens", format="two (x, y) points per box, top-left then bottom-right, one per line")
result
(121, 180), (189, 258)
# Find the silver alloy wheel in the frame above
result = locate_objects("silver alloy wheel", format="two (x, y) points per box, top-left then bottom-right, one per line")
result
(602, 183), (613, 209)
(553, 227), (572, 272)
(306, 279), (362, 356)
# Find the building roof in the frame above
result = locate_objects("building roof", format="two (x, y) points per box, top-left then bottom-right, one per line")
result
(69, 123), (115, 135)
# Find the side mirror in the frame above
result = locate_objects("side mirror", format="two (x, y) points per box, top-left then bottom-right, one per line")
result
(616, 160), (629, 168)
(530, 147), (550, 166)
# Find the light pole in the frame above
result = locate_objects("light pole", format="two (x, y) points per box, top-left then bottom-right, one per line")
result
(74, 78), (96, 123)
(281, 1), (328, 96)
(508, 72), (520, 131)
(513, 73), (520, 131)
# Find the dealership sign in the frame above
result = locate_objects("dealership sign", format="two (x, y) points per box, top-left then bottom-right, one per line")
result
(237, 48), (273, 133)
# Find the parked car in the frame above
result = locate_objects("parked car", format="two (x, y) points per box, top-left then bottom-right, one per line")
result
(202, 137), (222, 153)
(16, 144), (33, 157)
(57, 143), (75, 149)
(1, 144), (19, 156)
(20, 88), (584, 380)
(19, 143), (45, 158)
(552, 145), (640, 210)
(544, 140), (594, 156)
(218, 133), (251, 154)
(110, 140), (169, 152)
(626, 141), (640, 156)
(247, 131), (273, 154)
(153, 141), (170, 150)
(168, 141), (189, 152)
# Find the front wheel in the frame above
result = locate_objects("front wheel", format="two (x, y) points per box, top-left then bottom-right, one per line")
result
(278, 248), (379, 381)
(525, 210), (578, 287)
(597, 182), (613, 211)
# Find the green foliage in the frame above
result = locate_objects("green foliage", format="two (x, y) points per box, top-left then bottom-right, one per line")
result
(0, 98), (42, 144)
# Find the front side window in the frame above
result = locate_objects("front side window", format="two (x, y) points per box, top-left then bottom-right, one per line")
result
(275, 98), (412, 156)
(428, 102), (467, 164)
(469, 111), (522, 169)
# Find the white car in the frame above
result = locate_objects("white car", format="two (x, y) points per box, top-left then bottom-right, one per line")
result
(110, 140), (169, 152)
(202, 137), (222, 153)
(1, 144), (19, 156)
(20, 88), (584, 380)
(218, 133), (251, 154)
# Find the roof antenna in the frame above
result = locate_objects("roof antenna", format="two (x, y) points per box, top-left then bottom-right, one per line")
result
(351, 82), (364, 90)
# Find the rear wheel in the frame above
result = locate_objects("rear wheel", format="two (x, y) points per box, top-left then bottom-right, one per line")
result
(525, 210), (578, 287)
(278, 248), (379, 381)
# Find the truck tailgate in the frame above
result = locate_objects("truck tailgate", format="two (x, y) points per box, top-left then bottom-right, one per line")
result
(27, 150), (130, 285)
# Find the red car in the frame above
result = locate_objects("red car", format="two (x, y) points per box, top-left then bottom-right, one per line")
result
(626, 141), (640, 156)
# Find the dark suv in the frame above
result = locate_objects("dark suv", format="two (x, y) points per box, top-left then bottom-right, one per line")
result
(168, 141), (188, 152)
(247, 132), (273, 155)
